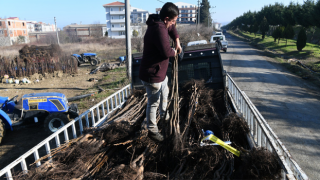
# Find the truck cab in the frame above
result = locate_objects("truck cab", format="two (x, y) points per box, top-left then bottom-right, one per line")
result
(210, 35), (228, 52)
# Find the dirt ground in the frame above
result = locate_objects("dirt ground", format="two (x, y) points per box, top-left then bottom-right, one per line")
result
(0, 63), (127, 171)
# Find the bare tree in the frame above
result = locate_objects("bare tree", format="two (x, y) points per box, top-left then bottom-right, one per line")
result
(177, 24), (213, 45)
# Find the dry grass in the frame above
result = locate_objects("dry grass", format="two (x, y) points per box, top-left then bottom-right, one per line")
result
(60, 42), (123, 55)
(0, 45), (22, 57)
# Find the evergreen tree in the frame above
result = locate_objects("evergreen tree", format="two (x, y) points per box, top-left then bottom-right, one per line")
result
(260, 17), (269, 39)
(313, 0), (320, 28)
(200, 0), (211, 27)
(253, 22), (259, 37)
(296, 28), (307, 51)
(283, 25), (295, 46)
(283, 2), (296, 26)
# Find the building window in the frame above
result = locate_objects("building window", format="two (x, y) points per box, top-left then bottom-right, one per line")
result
(10, 30), (13, 34)
(0, 21), (2, 26)
(111, 16), (114, 19)
(22, 22), (25, 26)
(121, 24), (124, 27)
(112, 24), (114, 28)
(8, 21), (11, 26)
(23, 30), (26, 34)
(0, 30), (3, 34)
(133, 9), (137, 12)
(120, 16), (124, 19)
(111, 8), (113, 11)
(119, 31), (125, 35)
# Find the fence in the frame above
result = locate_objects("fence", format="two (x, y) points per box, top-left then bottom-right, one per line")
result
(0, 84), (131, 179)
(226, 74), (308, 180)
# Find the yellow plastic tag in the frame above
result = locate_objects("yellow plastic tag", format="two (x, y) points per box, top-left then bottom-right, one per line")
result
(28, 99), (47, 103)
(201, 134), (241, 157)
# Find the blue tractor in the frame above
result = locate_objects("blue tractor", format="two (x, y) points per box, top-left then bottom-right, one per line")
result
(71, 53), (101, 66)
(0, 92), (79, 144)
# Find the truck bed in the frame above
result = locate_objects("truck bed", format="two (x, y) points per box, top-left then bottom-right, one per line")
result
(0, 44), (308, 180)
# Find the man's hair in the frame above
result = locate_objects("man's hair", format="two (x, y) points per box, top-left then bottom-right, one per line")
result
(160, 2), (179, 21)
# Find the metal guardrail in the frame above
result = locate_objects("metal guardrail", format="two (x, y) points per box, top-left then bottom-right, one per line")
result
(0, 84), (131, 179)
(226, 74), (308, 180)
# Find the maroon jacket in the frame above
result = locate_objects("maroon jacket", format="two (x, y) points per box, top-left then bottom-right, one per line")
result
(139, 14), (179, 83)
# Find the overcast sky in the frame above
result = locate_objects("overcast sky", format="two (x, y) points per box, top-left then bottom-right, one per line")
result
(0, 0), (305, 28)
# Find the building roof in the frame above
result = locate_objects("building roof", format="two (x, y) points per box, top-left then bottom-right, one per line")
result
(174, 2), (197, 7)
(103, 1), (124, 7)
(7, 17), (19, 19)
(130, 6), (148, 12)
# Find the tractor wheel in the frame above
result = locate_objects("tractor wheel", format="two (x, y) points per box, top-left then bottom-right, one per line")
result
(90, 59), (98, 66)
(0, 120), (6, 144)
(96, 57), (101, 64)
(44, 113), (69, 134)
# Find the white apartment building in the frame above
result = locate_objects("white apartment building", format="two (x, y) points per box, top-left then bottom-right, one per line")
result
(27, 21), (56, 33)
(103, 1), (149, 38)
(130, 7), (149, 24)
(156, 2), (197, 24)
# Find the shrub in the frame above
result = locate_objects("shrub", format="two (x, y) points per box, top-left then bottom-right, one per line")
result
(296, 28), (307, 51)
(132, 30), (139, 37)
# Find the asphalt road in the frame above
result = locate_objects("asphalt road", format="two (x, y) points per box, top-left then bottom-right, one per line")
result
(221, 33), (320, 180)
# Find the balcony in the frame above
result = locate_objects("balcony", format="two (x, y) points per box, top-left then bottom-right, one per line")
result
(111, 27), (125, 31)
(110, 11), (125, 15)
(110, 19), (125, 23)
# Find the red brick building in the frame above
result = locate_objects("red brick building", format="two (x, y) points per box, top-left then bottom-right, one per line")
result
(0, 17), (29, 46)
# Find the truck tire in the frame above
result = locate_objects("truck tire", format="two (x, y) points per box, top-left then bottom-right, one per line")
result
(44, 113), (69, 134)
(224, 49), (227, 52)
(0, 120), (6, 144)
(90, 59), (98, 66)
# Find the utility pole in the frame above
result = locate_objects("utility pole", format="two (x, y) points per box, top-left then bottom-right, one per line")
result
(54, 17), (60, 45)
(125, 0), (132, 82)
(209, 6), (216, 28)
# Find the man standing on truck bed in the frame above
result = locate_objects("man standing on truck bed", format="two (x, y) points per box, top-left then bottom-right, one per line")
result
(139, 2), (181, 142)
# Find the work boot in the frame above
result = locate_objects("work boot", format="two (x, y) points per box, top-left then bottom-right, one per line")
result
(148, 131), (164, 142)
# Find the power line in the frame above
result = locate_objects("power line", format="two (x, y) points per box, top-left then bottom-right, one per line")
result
(156, 0), (165, 4)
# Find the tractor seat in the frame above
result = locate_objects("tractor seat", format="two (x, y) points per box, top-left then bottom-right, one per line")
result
(15, 98), (23, 110)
